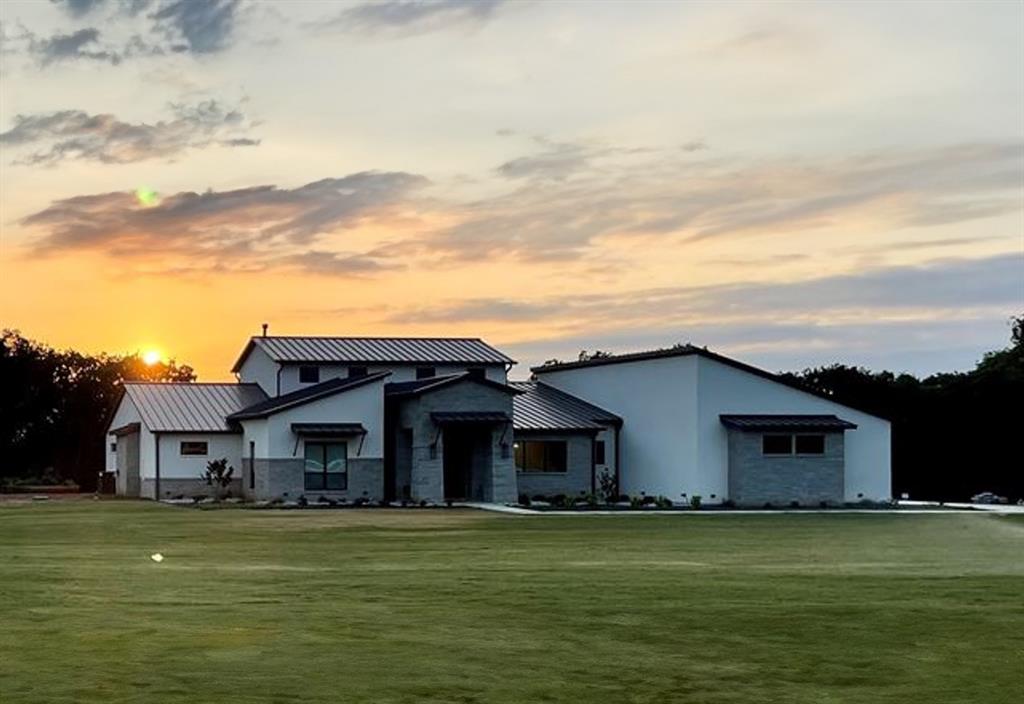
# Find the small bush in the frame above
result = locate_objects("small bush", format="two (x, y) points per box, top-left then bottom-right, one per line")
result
(789, 500), (801, 508)
(297, 495), (308, 507)
(597, 470), (618, 504)
(655, 495), (673, 509)
(518, 493), (531, 506)
(690, 495), (702, 510)
(629, 495), (643, 509)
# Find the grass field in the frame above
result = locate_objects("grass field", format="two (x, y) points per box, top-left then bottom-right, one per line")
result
(1, 501), (1022, 703)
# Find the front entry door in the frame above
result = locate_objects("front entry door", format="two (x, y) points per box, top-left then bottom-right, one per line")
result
(443, 428), (474, 499)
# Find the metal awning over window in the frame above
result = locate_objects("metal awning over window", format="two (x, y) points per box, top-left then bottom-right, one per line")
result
(291, 422), (367, 437)
(430, 411), (511, 424)
(719, 414), (857, 432)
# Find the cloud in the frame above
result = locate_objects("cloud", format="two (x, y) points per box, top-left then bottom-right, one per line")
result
(0, 100), (257, 165)
(427, 141), (1023, 262)
(150, 0), (241, 54)
(321, 0), (504, 35)
(49, 0), (107, 17)
(19, 171), (430, 275)
(28, 28), (122, 66)
(398, 253), (1023, 326)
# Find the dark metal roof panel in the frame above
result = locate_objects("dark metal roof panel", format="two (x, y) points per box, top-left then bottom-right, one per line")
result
(229, 372), (390, 420)
(431, 411), (512, 423)
(123, 383), (267, 432)
(249, 336), (514, 365)
(510, 381), (621, 432)
(291, 422), (367, 436)
(719, 414), (857, 431)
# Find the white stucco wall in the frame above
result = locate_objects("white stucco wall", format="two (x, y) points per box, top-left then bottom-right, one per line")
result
(156, 434), (244, 480)
(695, 356), (891, 502)
(241, 377), (386, 460)
(236, 345), (280, 395)
(535, 355), (699, 496)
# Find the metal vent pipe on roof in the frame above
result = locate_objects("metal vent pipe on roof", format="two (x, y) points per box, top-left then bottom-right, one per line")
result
(261, 323), (268, 337)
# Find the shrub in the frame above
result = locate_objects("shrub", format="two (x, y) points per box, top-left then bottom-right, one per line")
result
(518, 493), (531, 507)
(690, 494), (702, 510)
(201, 458), (234, 498)
(297, 495), (308, 507)
(656, 495), (673, 509)
(629, 495), (643, 509)
(789, 500), (801, 508)
(597, 470), (618, 503)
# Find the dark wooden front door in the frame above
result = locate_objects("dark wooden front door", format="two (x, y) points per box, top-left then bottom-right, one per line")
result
(443, 428), (474, 499)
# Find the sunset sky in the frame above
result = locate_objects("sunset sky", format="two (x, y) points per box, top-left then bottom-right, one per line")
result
(1, 0), (1021, 380)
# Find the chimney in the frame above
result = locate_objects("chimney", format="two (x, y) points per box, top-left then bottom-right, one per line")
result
(261, 323), (268, 337)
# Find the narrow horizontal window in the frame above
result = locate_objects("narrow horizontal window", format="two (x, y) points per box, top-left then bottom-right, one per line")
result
(180, 441), (208, 456)
(299, 365), (320, 384)
(762, 435), (792, 455)
(795, 434), (825, 455)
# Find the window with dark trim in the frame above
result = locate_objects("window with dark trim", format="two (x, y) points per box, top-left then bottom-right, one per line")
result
(299, 365), (320, 384)
(304, 442), (348, 491)
(762, 435), (792, 455)
(514, 440), (568, 473)
(348, 366), (368, 378)
(180, 441), (209, 456)
(249, 441), (256, 490)
(110, 442), (117, 453)
(594, 440), (606, 465)
(795, 434), (826, 455)
(416, 366), (436, 380)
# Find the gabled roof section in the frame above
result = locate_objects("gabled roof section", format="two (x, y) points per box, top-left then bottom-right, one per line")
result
(386, 372), (523, 397)
(720, 414), (857, 432)
(510, 381), (621, 431)
(118, 383), (268, 433)
(532, 345), (888, 421)
(228, 372), (391, 420)
(231, 335), (514, 372)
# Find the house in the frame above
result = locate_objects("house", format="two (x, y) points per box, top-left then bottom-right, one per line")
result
(105, 335), (891, 506)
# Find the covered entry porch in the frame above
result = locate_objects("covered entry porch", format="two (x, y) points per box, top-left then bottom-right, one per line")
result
(386, 374), (520, 503)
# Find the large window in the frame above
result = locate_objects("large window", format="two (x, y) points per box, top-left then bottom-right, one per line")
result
(180, 441), (208, 456)
(304, 442), (347, 491)
(594, 440), (606, 465)
(515, 440), (568, 473)
(299, 365), (320, 384)
(762, 434), (826, 456)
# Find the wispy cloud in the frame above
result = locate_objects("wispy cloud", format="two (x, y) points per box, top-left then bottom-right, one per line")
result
(19, 171), (429, 275)
(321, 0), (504, 36)
(0, 100), (258, 165)
(150, 0), (241, 54)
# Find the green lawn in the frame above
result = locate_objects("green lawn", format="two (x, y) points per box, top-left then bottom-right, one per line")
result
(1, 502), (1022, 703)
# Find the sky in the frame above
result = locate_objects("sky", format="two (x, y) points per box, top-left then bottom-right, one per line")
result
(0, 0), (1021, 381)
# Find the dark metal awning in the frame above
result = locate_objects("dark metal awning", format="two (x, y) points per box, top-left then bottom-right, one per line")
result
(720, 414), (857, 432)
(109, 422), (141, 436)
(291, 422), (367, 437)
(430, 411), (511, 424)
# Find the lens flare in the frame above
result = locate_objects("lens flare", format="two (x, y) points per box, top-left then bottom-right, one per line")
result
(142, 349), (162, 366)
(135, 187), (160, 207)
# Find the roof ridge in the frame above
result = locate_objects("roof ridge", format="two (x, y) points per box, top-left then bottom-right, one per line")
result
(122, 381), (259, 386)
(254, 335), (487, 341)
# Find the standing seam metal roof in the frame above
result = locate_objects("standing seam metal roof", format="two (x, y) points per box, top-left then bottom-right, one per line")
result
(510, 381), (621, 431)
(232, 336), (514, 371)
(121, 383), (268, 433)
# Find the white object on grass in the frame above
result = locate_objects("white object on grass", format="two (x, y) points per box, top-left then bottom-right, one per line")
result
(150, 553), (164, 563)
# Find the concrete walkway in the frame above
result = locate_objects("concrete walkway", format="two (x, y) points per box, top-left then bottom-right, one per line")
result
(461, 501), (1024, 516)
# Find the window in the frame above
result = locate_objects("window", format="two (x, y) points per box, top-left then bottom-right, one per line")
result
(514, 440), (568, 473)
(762, 435), (792, 455)
(304, 442), (347, 491)
(416, 366), (436, 380)
(180, 441), (208, 456)
(795, 434), (825, 455)
(466, 366), (486, 380)
(348, 366), (368, 378)
(594, 440), (606, 465)
(110, 442), (117, 453)
(299, 365), (320, 384)
(249, 441), (255, 490)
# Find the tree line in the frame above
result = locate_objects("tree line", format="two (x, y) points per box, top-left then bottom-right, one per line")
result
(1, 330), (194, 491)
(1, 317), (1020, 499)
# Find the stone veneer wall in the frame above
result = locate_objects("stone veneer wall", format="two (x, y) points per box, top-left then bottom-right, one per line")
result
(243, 457), (384, 502)
(515, 433), (594, 499)
(727, 430), (844, 506)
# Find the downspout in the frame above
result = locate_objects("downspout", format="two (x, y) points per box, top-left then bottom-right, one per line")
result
(614, 424), (621, 498)
(276, 365), (283, 396)
(154, 432), (161, 501)
(590, 433), (597, 496)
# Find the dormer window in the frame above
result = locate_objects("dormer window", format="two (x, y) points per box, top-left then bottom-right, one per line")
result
(299, 365), (320, 384)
